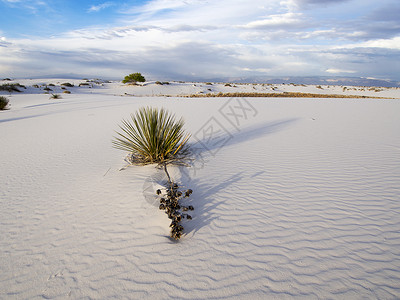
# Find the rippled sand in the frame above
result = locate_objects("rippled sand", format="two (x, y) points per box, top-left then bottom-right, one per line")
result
(1, 83), (400, 299)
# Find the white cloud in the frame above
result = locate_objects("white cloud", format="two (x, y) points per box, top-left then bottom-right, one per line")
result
(242, 13), (304, 29)
(326, 68), (356, 74)
(1, 0), (399, 81)
(88, 2), (114, 13)
(359, 37), (400, 50)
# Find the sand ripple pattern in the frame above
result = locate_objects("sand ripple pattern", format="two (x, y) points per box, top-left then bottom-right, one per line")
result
(1, 97), (400, 299)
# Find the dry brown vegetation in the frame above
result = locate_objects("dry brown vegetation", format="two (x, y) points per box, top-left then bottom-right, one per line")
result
(184, 92), (389, 99)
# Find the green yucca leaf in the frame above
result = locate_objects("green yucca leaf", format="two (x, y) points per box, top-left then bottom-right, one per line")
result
(112, 107), (190, 164)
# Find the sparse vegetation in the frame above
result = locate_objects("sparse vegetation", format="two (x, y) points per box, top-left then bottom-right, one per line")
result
(122, 73), (146, 84)
(0, 96), (9, 110)
(63, 90), (71, 94)
(61, 82), (74, 87)
(0, 83), (25, 92)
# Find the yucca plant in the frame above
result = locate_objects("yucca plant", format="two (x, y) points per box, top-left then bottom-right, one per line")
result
(113, 107), (193, 240)
(112, 107), (190, 165)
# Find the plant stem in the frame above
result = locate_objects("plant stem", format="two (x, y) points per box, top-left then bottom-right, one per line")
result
(163, 162), (173, 191)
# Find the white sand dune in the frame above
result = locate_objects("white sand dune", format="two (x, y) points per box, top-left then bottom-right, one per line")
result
(1, 80), (400, 299)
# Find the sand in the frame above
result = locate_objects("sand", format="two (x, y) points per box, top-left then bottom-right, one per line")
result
(1, 80), (400, 299)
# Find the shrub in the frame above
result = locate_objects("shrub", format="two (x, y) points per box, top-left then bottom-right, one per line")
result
(61, 82), (74, 87)
(112, 107), (190, 165)
(0, 96), (9, 110)
(63, 90), (71, 94)
(122, 73), (146, 84)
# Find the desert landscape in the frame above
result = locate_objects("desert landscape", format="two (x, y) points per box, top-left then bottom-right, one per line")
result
(1, 79), (400, 298)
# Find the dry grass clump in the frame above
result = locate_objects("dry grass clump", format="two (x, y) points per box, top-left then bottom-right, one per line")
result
(50, 94), (62, 99)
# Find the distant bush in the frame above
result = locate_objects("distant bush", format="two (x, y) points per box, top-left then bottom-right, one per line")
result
(155, 81), (170, 85)
(63, 90), (71, 94)
(61, 82), (74, 87)
(122, 73), (146, 84)
(0, 96), (9, 110)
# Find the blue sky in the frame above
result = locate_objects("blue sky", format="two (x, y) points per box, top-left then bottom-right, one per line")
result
(1, 0), (399, 81)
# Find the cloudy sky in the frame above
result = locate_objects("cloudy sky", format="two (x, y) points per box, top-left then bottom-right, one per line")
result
(0, 0), (399, 80)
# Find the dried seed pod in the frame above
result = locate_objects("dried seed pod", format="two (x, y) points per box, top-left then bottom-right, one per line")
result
(186, 215), (192, 220)
(160, 198), (166, 204)
(188, 205), (194, 211)
(156, 189), (162, 195)
(159, 204), (166, 210)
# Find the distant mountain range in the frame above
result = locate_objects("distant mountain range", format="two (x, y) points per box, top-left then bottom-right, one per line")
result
(207, 76), (400, 88)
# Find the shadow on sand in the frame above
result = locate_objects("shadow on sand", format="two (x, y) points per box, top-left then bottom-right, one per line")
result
(177, 118), (298, 237)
